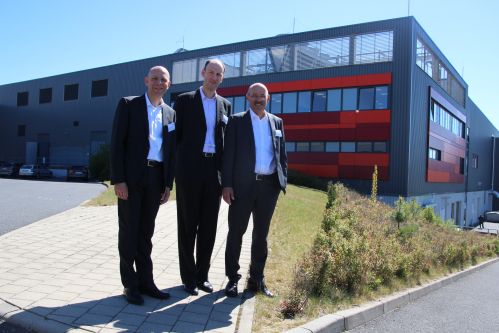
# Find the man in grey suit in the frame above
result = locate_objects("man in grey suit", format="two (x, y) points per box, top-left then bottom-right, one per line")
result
(222, 83), (287, 298)
(110, 66), (175, 305)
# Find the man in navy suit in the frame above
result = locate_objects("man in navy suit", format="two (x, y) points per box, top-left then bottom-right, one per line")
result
(174, 59), (231, 295)
(110, 66), (175, 305)
(222, 83), (287, 298)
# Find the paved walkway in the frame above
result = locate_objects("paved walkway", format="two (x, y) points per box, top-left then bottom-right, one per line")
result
(0, 201), (254, 333)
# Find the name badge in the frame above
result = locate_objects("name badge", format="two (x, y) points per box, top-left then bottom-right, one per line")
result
(275, 129), (282, 137)
(168, 122), (175, 132)
(222, 115), (228, 124)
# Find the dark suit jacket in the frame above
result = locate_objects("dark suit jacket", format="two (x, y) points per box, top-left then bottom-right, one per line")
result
(222, 110), (287, 193)
(110, 94), (176, 189)
(174, 88), (231, 183)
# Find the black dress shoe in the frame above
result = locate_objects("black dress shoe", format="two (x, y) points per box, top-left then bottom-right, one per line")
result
(247, 279), (274, 298)
(183, 284), (199, 296)
(123, 288), (144, 305)
(225, 279), (238, 298)
(197, 281), (213, 293)
(139, 284), (170, 300)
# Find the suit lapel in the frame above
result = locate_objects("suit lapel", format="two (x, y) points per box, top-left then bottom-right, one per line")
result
(139, 95), (149, 140)
(195, 89), (207, 132)
(268, 113), (278, 153)
(244, 111), (256, 168)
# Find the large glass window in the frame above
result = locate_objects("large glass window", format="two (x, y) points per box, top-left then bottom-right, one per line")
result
(357, 142), (372, 152)
(296, 142), (310, 152)
(270, 93), (282, 114)
(296, 37), (350, 70)
(310, 142), (325, 152)
(312, 91), (327, 112)
(359, 87), (375, 110)
(282, 92), (297, 113)
(268, 45), (294, 72)
(327, 89), (341, 111)
(375, 86), (388, 109)
(342, 88), (357, 110)
(245, 48), (270, 75)
(326, 142), (340, 152)
(354, 31), (393, 64)
(428, 148), (441, 160)
(172, 58), (197, 84)
(233, 96), (246, 113)
(341, 142), (356, 152)
(373, 142), (387, 152)
(285, 142), (296, 152)
(297, 91), (311, 112)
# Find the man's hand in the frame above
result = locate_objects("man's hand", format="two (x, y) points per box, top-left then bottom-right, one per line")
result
(222, 187), (235, 204)
(114, 182), (128, 200)
(160, 187), (171, 204)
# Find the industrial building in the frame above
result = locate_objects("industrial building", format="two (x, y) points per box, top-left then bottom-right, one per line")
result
(0, 16), (497, 225)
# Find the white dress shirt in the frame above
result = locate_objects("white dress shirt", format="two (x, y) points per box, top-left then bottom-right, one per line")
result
(250, 109), (276, 175)
(145, 92), (163, 162)
(200, 87), (217, 153)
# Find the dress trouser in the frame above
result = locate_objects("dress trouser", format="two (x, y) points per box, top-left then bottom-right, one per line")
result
(118, 165), (163, 289)
(225, 174), (281, 282)
(176, 156), (221, 286)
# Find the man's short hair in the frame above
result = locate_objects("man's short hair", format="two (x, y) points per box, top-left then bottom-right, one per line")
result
(203, 59), (225, 73)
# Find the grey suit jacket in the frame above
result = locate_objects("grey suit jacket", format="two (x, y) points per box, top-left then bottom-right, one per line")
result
(222, 110), (287, 193)
(110, 94), (176, 189)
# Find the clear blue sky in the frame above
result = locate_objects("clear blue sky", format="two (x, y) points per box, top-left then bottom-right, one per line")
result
(1, 0), (497, 128)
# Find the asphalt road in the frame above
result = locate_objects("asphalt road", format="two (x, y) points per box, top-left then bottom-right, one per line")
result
(349, 260), (499, 332)
(0, 178), (106, 236)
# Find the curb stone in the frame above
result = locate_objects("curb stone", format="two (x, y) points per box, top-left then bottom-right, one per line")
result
(285, 257), (499, 333)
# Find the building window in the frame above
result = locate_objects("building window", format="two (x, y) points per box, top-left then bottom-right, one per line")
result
(428, 148), (441, 160)
(430, 100), (464, 138)
(233, 96), (246, 113)
(296, 37), (350, 69)
(245, 48), (270, 75)
(39, 88), (52, 104)
(358, 87), (375, 110)
(172, 58), (197, 84)
(375, 86), (389, 109)
(342, 88), (357, 111)
(373, 142), (387, 153)
(17, 92), (28, 106)
(17, 125), (26, 137)
(327, 89), (341, 111)
(472, 154), (478, 168)
(357, 142), (372, 152)
(312, 91), (327, 112)
(296, 142), (310, 152)
(297, 91), (311, 112)
(310, 142), (325, 152)
(64, 84), (79, 101)
(326, 142), (340, 152)
(459, 157), (465, 175)
(354, 31), (393, 64)
(282, 92), (297, 114)
(341, 142), (356, 152)
(91, 79), (108, 97)
(270, 94), (282, 114)
(285, 142), (296, 152)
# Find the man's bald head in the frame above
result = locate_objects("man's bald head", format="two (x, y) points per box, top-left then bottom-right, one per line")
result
(147, 66), (170, 80)
(144, 65), (171, 102)
(247, 83), (269, 96)
(246, 83), (270, 116)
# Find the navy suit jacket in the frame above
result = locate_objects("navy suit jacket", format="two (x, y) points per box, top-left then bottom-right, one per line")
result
(222, 110), (287, 193)
(110, 94), (176, 190)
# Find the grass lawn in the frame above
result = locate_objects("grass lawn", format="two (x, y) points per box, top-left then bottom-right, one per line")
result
(85, 181), (176, 206)
(252, 184), (328, 333)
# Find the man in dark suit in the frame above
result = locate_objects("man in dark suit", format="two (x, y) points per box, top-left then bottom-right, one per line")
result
(110, 66), (175, 305)
(222, 83), (287, 298)
(175, 59), (231, 295)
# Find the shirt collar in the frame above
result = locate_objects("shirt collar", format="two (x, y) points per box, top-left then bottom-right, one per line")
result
(199, 86), (217, 101)
(145, 92), (163, 109)
(250, 108), (268, 121)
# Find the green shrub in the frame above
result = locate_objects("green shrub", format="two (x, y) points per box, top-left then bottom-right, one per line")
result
(89, 144), (110, 182)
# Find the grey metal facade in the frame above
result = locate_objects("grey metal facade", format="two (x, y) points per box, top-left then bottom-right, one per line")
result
(0, 17), (496, 211)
